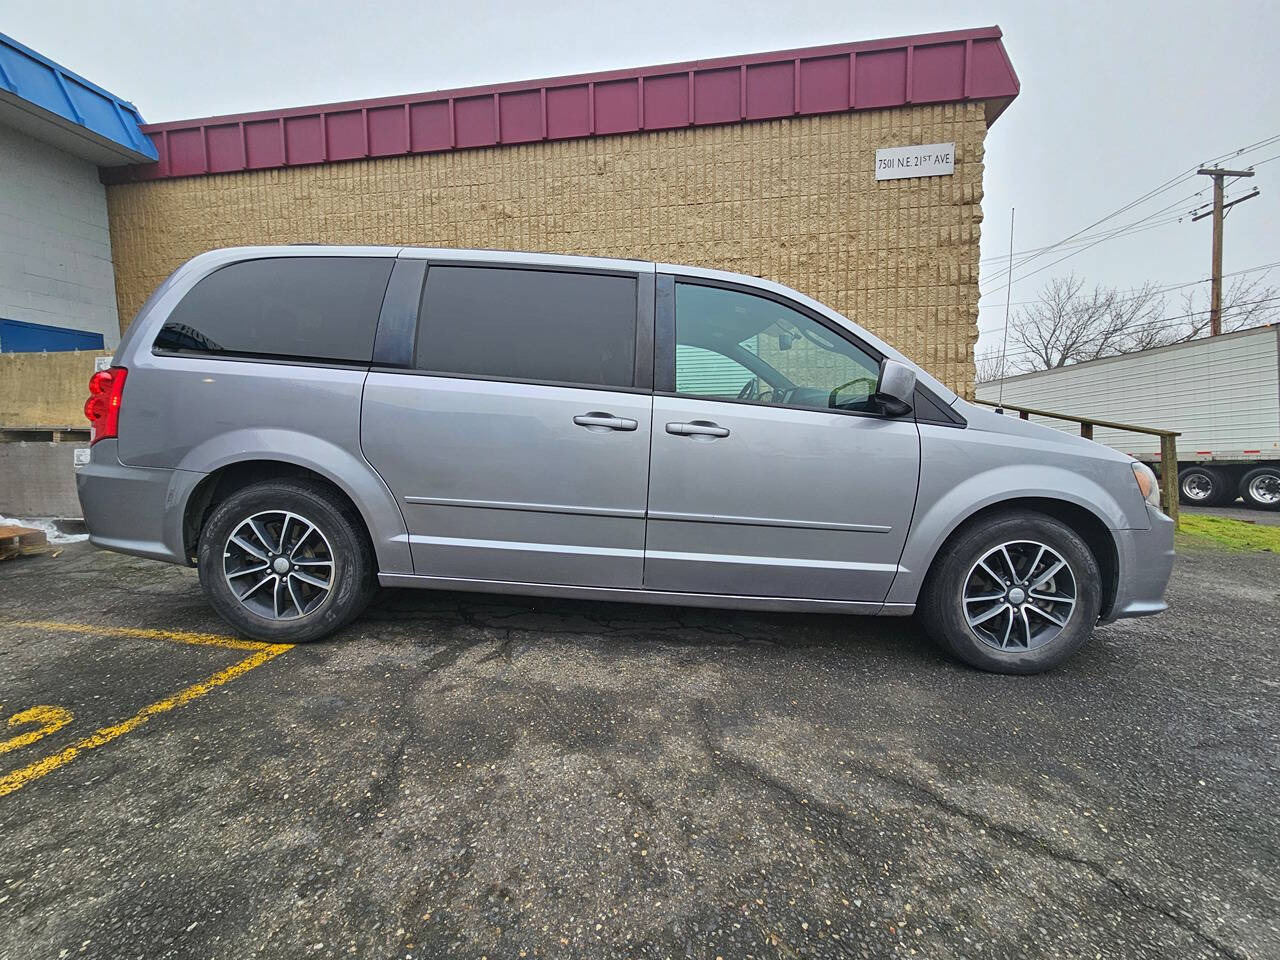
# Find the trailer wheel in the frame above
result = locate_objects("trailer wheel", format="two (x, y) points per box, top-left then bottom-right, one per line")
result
(1239, 467), (1280, 511)
(1179, 466), (1232, 506)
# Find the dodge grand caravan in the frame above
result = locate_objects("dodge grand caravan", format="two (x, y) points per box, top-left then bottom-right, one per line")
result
(78, 247), (1174, 673)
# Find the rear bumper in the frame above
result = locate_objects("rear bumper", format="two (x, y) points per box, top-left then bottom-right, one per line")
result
(75, 439), (204, 565)
(1104, 504), (1175, 621)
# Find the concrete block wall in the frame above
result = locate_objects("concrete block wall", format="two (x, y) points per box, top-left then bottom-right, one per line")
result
(0, 124), (122, 350)
(0, 441), (85, 518)
(105, 103), (986, 396)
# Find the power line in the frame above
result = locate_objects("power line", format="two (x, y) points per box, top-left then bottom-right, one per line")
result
(979, 187), (1267, 300)
(976, 259), (1279, 319)
(981, 185), (1214, 266)
(1210, 132), (1280, 163)
(978, 184), (1214, 295)
(976, 188), (1242, 266)
(976, 132), (1280, 293)
(981, 173), (1205, 288)
(976, 210), (1195, 265)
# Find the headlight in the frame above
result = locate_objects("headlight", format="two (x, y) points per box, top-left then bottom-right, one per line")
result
(1131, 461), (1160, 508)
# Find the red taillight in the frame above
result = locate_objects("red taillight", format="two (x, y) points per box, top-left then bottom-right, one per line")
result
(84, 366), (128, 445)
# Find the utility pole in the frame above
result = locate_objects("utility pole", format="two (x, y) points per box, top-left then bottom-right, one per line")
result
(1195, 167), (1257, 335)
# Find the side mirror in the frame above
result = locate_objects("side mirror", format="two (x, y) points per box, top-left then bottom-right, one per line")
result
(875, 359), (916, 417)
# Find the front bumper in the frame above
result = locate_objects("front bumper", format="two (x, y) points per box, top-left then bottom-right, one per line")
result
(75, 439), (204, 565)
(1103, 504), (1175, 621)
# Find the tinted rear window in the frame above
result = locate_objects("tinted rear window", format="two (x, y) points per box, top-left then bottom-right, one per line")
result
(415, 266), (637, 388)
(154, 257), (394, 363)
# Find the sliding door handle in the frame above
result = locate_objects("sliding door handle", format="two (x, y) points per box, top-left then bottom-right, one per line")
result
(574, 412), (638, 431)
(666, 421), (730, 438)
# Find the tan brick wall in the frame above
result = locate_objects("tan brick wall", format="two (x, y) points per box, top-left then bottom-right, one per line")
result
(0, 350), (113, 428)
(105, 103), (986, 396)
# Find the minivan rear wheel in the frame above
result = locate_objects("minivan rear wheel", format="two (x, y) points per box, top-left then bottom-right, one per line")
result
(919, 512), (1102, 674)
(197, 479), (377, 643)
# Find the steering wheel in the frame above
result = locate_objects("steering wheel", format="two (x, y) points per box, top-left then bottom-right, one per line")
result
(828, 377), (876, 408)
(738, 378), (758, 401)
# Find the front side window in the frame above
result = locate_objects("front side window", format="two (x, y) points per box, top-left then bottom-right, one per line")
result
(154, 257), (395, 363)
(415, 266), (637, 389)
(673, 282), (882, 413)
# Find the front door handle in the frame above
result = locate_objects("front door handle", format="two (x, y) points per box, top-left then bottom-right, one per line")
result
(574, 412), (638, 431)
(666, 420), (730, 438)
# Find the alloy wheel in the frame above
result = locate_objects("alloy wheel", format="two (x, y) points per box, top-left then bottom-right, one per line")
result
(962, 540), (1077, 651)
(223, 510), (334, 620)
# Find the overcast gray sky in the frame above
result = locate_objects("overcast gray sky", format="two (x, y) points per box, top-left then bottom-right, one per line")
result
(7, 0), (1277, 356)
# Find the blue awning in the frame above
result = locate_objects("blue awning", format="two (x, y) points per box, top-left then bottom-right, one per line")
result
(0, 31), (157, 165)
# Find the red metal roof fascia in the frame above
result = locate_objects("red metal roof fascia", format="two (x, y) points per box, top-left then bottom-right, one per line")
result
(104, 25), (1018, 183)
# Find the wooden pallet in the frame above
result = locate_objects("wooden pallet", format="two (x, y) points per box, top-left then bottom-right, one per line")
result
(0, 525), (50, 560)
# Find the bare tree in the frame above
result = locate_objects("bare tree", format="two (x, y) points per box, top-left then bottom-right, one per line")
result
(974, 347), (1009, 384)
(1171, 273), (1280, 341)
(1003, 276), (1166, 371)
(988, 273), (1279, 375)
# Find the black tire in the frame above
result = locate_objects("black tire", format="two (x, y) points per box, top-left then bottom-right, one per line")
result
(1239, 466), (1280, 511)
(918, 511), (1102, 675)
(1178, 465), (1233, 506)
(197, 479), (377, 643)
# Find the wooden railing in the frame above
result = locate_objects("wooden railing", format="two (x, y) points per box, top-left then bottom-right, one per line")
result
(974, 399), (1181, 528)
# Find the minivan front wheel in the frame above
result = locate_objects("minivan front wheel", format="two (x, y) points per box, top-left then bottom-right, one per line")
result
(920, 512), (1102, 674)
(197, 479), (376, 643)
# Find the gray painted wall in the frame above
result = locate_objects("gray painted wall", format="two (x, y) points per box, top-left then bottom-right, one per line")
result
(0, 123), (121, 349)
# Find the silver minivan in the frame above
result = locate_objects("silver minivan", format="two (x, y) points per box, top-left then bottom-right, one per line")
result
(78, 247), (1174, 673)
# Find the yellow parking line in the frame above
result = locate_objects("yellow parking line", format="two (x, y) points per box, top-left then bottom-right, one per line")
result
(11, 620), (272, 652)
(0, 706), (74, 755)
(0, 623), (293, 798)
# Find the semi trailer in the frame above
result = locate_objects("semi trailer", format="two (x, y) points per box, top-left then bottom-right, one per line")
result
(976, 325), (1280, 510)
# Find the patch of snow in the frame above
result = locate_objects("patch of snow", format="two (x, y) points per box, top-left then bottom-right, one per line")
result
(0, 516), (88, 544)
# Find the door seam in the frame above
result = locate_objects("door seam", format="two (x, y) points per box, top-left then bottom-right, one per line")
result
(883, 420), (924, 605)
(358, 370), (416, 575)
(640, 394), (657, 587)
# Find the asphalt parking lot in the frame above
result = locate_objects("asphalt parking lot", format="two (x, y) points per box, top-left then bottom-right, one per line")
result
(1, 541), (1277, 960)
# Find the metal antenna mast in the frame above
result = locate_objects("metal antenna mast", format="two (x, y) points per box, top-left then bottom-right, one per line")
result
(995, 207), (1015, 412)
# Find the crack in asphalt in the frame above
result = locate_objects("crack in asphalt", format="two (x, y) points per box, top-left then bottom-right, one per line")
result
(857, 768), (1252, 960)
(694, 703), (1248, 960)
(473, 629), (516, 668)
(365, 596), (805, 651)
(596, 753), (658, 814)
(365, 730), (412, 813)
(693, 703), (871, 868)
